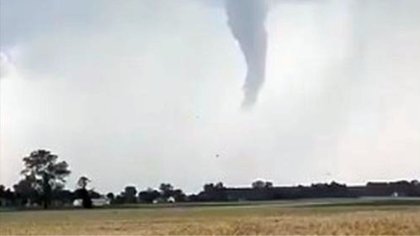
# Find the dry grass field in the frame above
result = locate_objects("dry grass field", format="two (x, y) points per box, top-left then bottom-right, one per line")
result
(1, 199), (420, 235)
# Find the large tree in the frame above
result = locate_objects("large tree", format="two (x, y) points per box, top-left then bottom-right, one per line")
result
(159, 183), (174, 199)
(138, 188), (160, 203)
(21, 150), (71, 209)
(123, 186), (138, 203)
(75, 176), (92, 208)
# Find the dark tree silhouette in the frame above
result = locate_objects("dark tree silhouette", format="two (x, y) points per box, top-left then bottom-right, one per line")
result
(106, 192), (115, 203)
(77, 176), (90, 189)
(123, 186), (138, 203)
(1, 188), (15, 206)
(114, 194), (125, 204)
(20, 150), (70, 209)
(252, 180), (273, 189)
(203, 182), (225, 192)
(75, 176), (92, 208)
(159, 183), (174, 199)
(172, 189), (187, 202)
(203, 183), (215, 193)
(215, 182), (225, 190)
(13, 176), (39, 206)
(200, 182), (227, 201)
(138, 188), (160, 203)
(0, 185), (5, 206)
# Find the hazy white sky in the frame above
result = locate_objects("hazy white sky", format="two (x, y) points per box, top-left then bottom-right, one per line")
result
(1, 0), (419, 193)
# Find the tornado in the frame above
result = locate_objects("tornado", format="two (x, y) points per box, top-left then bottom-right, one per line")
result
(225, 0), (268, 108)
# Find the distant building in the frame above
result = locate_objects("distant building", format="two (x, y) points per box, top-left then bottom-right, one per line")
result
(73, 196), (110, 207)
(200, 181), (420, 202)
(167, 196), (175, 203)
(92, 197), (110, 206)
(152, 196), (175, 204)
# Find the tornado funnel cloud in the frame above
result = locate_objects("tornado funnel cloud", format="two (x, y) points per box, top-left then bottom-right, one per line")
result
(225, 0), (268, 108)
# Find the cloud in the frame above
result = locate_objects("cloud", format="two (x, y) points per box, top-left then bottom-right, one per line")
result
(0, 51), (15, 79)
(225, 0), (269, 108)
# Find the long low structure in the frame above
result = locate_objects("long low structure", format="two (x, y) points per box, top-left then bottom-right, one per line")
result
(197, 181), (420, 202)
(73, 197), (110, 207)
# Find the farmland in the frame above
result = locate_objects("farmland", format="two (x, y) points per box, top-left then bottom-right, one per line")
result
(1, 198), (420, 235)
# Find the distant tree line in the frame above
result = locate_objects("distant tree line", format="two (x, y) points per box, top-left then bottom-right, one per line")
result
(1, 149), (420, 209)
(107, 183), (187, 204)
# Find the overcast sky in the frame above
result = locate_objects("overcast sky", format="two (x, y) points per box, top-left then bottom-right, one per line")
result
(1, 0), (419, 193)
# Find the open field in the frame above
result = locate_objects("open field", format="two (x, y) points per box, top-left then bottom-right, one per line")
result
(1, 198), (420, 235)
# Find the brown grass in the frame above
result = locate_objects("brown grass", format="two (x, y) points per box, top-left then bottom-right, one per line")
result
(1, 202), (420, 235)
